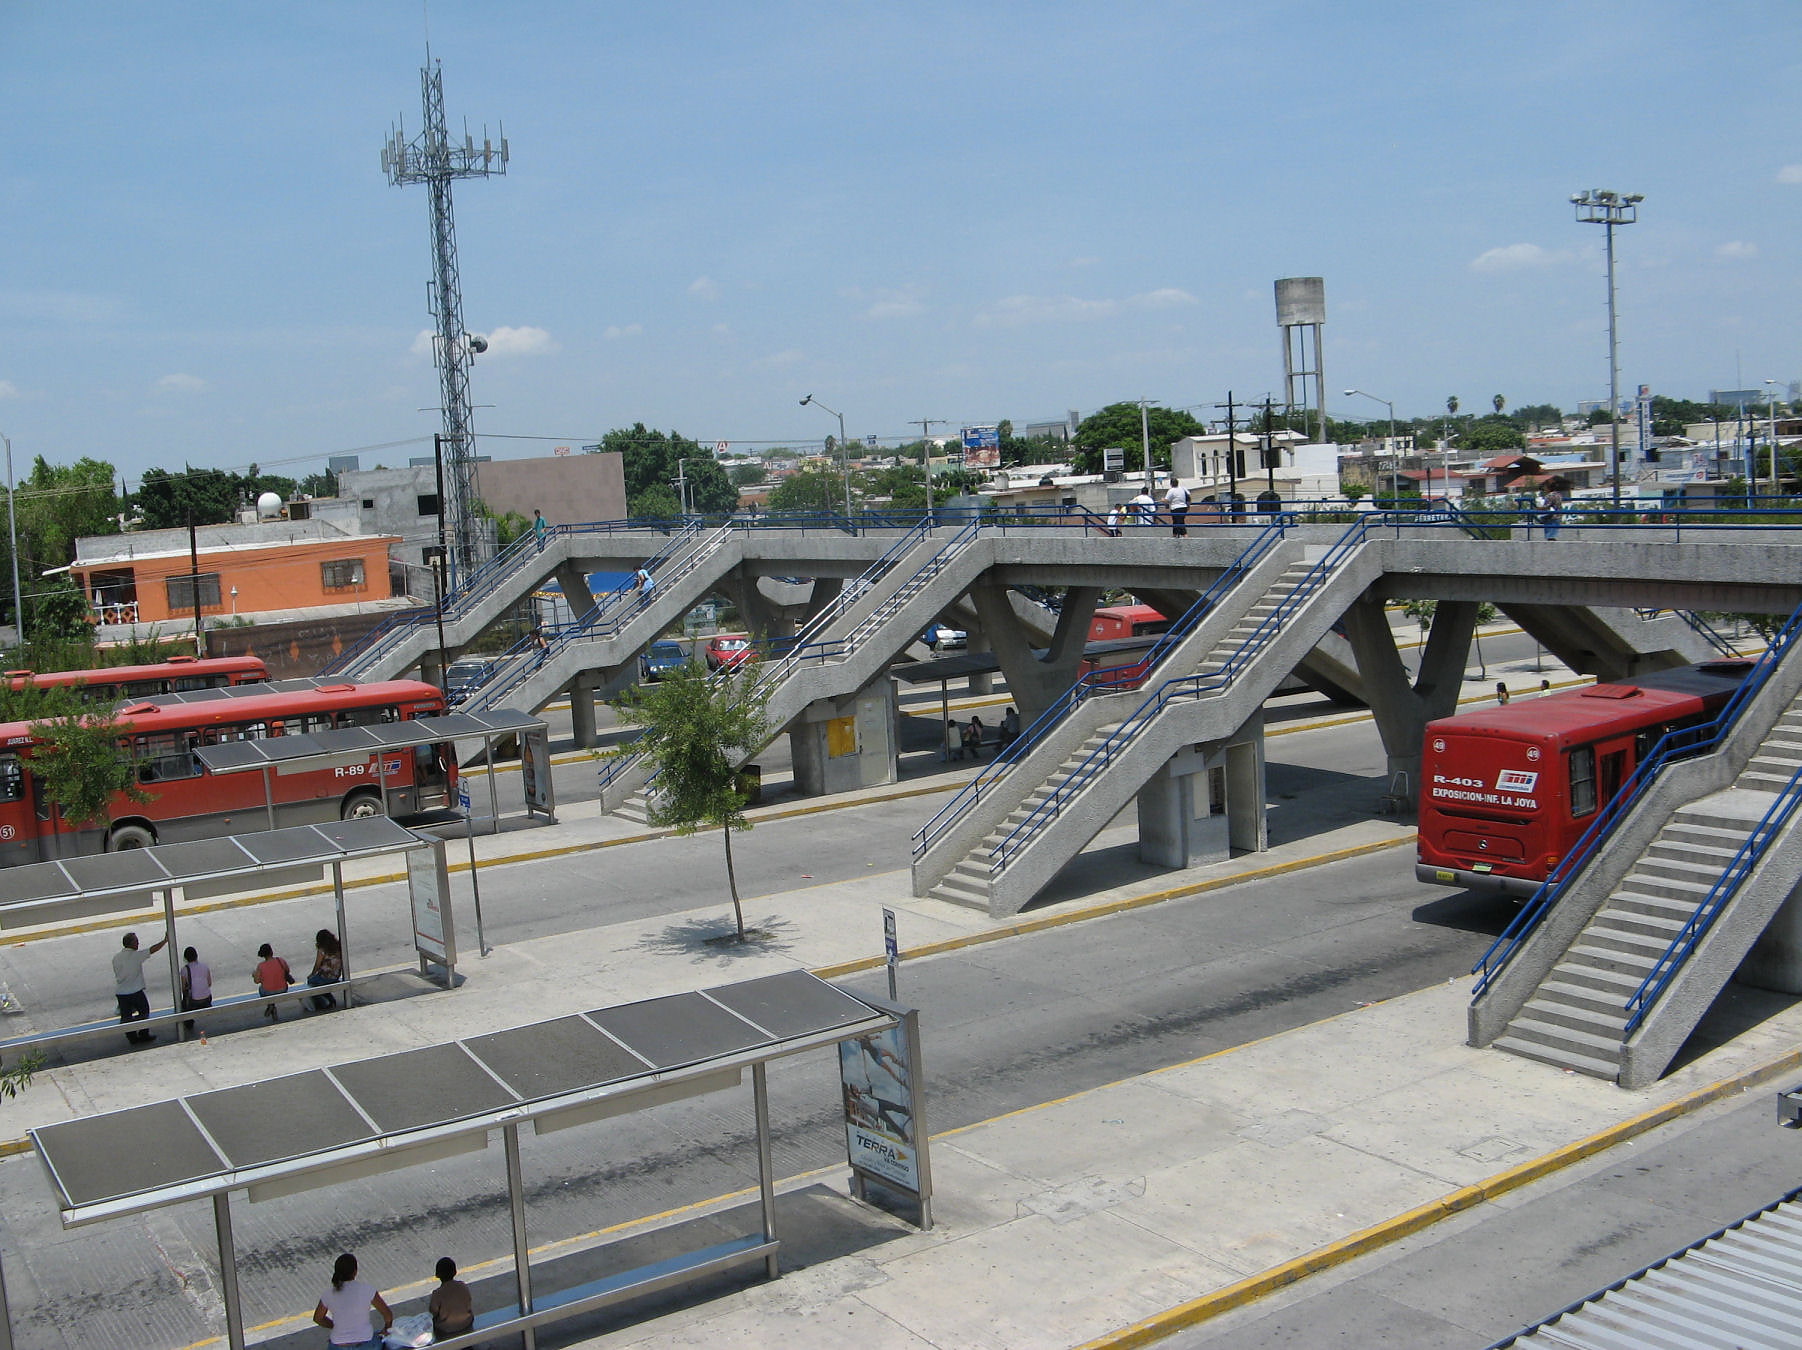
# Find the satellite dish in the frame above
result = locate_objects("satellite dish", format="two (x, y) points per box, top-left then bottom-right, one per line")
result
(255, 491), (283, 520)
(467, 334), (489, 354)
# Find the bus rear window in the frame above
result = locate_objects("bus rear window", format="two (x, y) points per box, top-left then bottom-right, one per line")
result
(338, 705), (399, 728)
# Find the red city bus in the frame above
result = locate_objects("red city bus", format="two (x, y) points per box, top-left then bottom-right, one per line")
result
(1088, 604), (1170, 643)
(1415, 660), (1753, 897)
(7, 655), (270, 703)
(0, 677), (454, 864)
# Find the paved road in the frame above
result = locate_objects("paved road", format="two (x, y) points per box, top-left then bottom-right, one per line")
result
(1166, 1088), (1802, 1348)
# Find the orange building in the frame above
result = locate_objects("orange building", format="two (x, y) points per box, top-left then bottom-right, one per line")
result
(63, 520), (401, 626)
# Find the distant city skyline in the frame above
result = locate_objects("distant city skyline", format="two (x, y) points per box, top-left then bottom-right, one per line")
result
(1, 2), (1797, 485)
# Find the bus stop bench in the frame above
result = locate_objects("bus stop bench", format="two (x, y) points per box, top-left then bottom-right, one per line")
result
(419, 1235), (778, 1349)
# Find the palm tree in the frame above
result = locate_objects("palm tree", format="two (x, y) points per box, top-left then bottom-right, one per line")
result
(1493, 394), (1506, 416)
(1446, 395), (1459, 418)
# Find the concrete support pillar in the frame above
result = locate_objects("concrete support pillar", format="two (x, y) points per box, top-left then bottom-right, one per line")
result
(1136, 712), (1266, 867)
(1738, 878), (1802, 995)
(717, 576), (788, 648)
(1341, 595), (1475, 808)
(419, 654), (446, 691)
(553, 562), (596, 621)
(970, 584), (1101, 724)
(788, 676), (899, 796)
(569, 672), (601, 748)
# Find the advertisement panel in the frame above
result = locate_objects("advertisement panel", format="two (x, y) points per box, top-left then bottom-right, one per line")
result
(840, 1005), (929, 1211)
(521, 726), (555, 820)
(961, 425), (1001, 469)
(407, 838), (457, 970)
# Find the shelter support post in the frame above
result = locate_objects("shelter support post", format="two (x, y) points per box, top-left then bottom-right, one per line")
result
(331, 863), (350, 1005)
(487, 734), (501, 836)
(752, 1063), (780, 1279)
(162, 888), (181, 1026)
(0, 1232), (13, 1350)
(213, 1191), (246, 1350)
(503, 1122), (536, 1350)
(464, 817), (489, 958)
(261, 766), (275, 831)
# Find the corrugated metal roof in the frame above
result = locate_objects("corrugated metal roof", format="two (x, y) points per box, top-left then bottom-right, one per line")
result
(1497, 1190), (1802, 1349)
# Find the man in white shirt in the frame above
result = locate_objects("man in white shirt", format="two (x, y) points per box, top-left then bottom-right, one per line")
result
(113, 929), (169, 1045)
(1129, 489), (1157, 526)
(1164, 478), (1191, 536)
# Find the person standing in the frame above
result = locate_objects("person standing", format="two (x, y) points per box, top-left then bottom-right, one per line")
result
(532, 508), (547, 550)
(635, 565), (656, 606)
(178, 946), (212, 1034)
(1129, 487), (1157, 526)
(252, 942), (293, 1022)
(429, 1256), (475, 1341)
(313, 1252), (392, 1349)
(1164, 478), (1191, 536)
(113, 929), (169, 1046)
(1104, 504), (1122, 537)
(1542, 485), (1564, 540)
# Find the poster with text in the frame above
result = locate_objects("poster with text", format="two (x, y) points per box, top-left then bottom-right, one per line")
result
(840, 1022), (918, 1192)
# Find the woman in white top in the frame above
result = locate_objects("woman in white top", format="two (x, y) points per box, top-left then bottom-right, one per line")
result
(313, 1252), (392, 1348)
(178, 946), (212, 1034)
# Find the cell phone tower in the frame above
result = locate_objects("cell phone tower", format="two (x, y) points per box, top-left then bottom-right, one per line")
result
(382, 56), (509, 589)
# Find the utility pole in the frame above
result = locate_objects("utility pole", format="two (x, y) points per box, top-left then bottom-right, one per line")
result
(384, 56), (509, 588)
(916, 419), (949, 525)
(1263, 396), (1278, 500)
(1139, 398), (1155, 494)
(1212, 392), (1239, 503)
(186, 512), (204, 657)
(1, 434), (21, 654)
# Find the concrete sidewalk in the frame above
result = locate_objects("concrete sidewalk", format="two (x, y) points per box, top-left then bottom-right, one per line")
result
(10, 804), (1800, 1350)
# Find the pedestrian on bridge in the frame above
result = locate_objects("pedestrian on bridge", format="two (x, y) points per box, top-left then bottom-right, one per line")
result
(1129, 488), (1157, 526)
(533, 508), (548, 550)
(1164, 478), (1191, 536)
(635, 565), (656, 606)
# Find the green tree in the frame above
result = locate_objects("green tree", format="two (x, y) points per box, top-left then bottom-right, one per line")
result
(1070, 402), (1206, 474)
(1514, 403), (1563, 431)
(862, 464), (927, 510)
(22, 687), (149, 833)
(1446, 396), (1460, 418)
(1463, 417), (1528, 454)
(591, 424), (736, 517)
(135, 465), (240, 530)
(727, 462), (767, 488)
(632, 484), (683, 520)
(765, 469), (841, 514)
(606, 665), (774, 941)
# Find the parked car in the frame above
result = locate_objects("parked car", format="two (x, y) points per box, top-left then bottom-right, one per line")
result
(704, 634), (756, 671)
(923, 623), (967, 652)
(638, 640), (689, 681)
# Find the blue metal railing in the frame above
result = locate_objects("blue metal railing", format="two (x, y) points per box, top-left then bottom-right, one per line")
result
(1470, 601), (1802, 999)
(910, 516), (1296, 859)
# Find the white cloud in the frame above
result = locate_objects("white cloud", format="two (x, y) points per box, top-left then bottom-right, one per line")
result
(687, 276), (720, 301)
(1136, 287), (1197, 309)
(849, 285), (924, 320)
(476, 325), (557, 357)
(155, 373), (207, 394)
(750, 348), (805, 370)
(1778, 165), (1802, 184)
(1469, 242), (1575, 272)
(974, 294), (1122, 327)
(410, 329), (436, 358)
(1716, 240), (1758, 260)
(0, 380), (18, 400)
(603, 323), (644, 341)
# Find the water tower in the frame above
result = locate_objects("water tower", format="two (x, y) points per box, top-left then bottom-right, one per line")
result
(1275, 278), (1326, 442)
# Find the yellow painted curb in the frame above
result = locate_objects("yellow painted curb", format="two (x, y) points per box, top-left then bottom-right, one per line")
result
(1071, 1048), (1802, 1349)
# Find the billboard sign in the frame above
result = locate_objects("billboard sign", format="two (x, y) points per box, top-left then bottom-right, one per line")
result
(961, 425), (1001, 469)
(840, 1002), (931, 1217)
(407, 838), (457, 971)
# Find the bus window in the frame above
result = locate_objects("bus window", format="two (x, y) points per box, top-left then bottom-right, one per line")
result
(213, 722), (269, 743)
(173, 675), (218, 692)
(135, 733), (199, 783)
(1569, 746), (1597, 817)
(338, 705), (399, 728)
(0, 757), (23, 804)
(299, 712), (334, 735)
(124, 680), (164, 699)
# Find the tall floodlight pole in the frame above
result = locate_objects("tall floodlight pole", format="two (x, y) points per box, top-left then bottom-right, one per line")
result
(0, 435), (20, 652)
(1765, 380), (1784, 500)
(384, 58), (509, 589)
(1572, 189), (1642, 507)
(1344, 389), (1396, 498)
(916, 418), (949, 525)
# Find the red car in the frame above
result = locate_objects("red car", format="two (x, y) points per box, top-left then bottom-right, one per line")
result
(704, 634), (756, 671)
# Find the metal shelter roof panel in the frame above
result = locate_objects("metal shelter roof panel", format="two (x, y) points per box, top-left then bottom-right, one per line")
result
(465, 1016), (647, 1101)
(0, 865), (78, 907)
(147, 838), (257, 879)
(57, 851), (170, 894)
(193, 739), (267, 772)
(193, 711), (546, 777)
(307, 818), (419, 853)
(591, 991), (769, 1068)
(705, 970), (879, 1039)
(330, 1045), (518, 1134)
(36, 1101), (223, 1210)
(185, 1071), (375, 1171)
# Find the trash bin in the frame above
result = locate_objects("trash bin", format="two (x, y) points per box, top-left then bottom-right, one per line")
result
(736, 764), (762, 805)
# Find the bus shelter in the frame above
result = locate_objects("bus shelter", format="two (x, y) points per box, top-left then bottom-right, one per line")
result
(0, 818), (432, 1061)
(26, 970), (905, 1350)
(191, 707), (554, 834)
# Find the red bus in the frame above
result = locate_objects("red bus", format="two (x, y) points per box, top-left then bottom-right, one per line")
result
(1088, 604), (1170, 643)
(0, 677), (453, 864)
(7, 655), (270, 703)
(1416, 660), (1753, 897)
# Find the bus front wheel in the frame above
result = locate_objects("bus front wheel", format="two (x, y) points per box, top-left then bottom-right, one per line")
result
(108, 823), (156, 851)
(341, 790), (385, 821)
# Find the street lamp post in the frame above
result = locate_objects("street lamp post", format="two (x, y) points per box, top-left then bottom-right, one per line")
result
(799, 395), (854, 522)
(0, 435), (20, 653)
(1765, 380), (1785, 501)
(1572, 189), (1643, 507)
(1344, 389), (1397, 499)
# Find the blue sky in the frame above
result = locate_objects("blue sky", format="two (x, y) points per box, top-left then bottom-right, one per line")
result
(2, 2), (1798, 485)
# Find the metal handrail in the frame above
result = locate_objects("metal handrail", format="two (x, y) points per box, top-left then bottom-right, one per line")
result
(980, 512), (1382, 874)
(910, 516), (1295, 858)
(1469, 601), (1802, 997)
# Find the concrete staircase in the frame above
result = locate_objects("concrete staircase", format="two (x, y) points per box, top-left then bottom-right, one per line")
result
(1494, 695), (1802, 1082)
(920, 541), (1383, 915)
